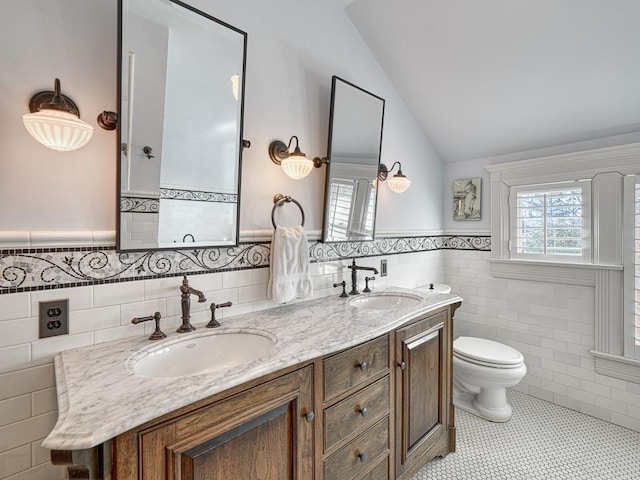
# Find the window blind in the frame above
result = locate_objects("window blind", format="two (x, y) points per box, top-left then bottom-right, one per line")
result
(513, 185), (584, 257)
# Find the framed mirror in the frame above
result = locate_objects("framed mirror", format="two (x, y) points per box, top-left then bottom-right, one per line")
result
(321, 76), (385, 242)
(117, 0), (247, 251)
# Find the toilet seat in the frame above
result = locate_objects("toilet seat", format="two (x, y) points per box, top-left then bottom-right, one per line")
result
(454, 337), (524, 368)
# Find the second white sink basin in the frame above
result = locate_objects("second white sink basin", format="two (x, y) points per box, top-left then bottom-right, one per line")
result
(129, 331), (276, 379)
(348, 292), (423, 310)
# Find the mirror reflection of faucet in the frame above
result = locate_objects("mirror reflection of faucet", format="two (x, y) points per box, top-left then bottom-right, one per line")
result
(142, 145), (155, 159)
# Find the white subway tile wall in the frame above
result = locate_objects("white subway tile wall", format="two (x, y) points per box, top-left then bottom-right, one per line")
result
(444, 249), (640, 434)
(119, 212), (159, 250)
(0, 250), (444, 480)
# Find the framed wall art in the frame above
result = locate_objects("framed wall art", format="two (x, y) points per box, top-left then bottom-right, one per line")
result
(453, 178), (481, 221)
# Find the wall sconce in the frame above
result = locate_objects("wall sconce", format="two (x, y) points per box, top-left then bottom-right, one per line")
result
(23, 78), (117, 152)
(268, 136), (327, 180)
(378, 161), (411, 193)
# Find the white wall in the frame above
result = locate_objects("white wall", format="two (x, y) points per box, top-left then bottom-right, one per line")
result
(0, 250), (444, 480)
(0, 1), (444, 479)
(442, 131), (640, 232)
(0, 0), (443, 238)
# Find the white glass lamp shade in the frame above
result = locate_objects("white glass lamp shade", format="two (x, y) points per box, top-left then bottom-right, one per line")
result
(231, 74), (239, 101)
(281, 155), (314, 179)
(23, 109), (94, 152)
(387, 174), (411, 193)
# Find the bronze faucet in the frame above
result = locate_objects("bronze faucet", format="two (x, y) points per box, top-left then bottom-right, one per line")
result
(131, 312), (166, 340)
(177, 275), (207, 332)
(347, 259), (379, 295)
(207, 301), (233, 328)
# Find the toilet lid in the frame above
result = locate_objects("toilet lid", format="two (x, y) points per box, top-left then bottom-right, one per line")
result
(453, 337), (523, 367)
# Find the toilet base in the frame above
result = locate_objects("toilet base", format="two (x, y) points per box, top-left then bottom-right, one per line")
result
(453, 387), (513, 423)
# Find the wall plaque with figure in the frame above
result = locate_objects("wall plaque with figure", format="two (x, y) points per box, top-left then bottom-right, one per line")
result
(453, 178), (481, 220)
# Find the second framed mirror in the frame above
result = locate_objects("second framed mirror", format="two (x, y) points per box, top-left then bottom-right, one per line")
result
(321, 76), (385, 242)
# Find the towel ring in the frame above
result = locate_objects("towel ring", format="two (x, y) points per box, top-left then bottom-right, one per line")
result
(271, 194), (305, 229)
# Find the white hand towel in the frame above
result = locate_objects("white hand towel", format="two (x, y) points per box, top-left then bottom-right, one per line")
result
(267, 225), (313, 304)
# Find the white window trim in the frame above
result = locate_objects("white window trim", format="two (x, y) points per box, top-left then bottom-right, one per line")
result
(486, 142), (640, 383)
(623, 175), (640, 359)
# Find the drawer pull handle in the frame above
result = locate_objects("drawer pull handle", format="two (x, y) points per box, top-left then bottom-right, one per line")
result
(304, 411), (315, 423)
(356, 361), (368, 372)
(357, 452), (367, 462)
(399, 361), (406, 370)
(357, 406), (368, 417)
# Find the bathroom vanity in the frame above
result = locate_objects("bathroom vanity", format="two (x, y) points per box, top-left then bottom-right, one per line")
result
(43, 288), (461, 480)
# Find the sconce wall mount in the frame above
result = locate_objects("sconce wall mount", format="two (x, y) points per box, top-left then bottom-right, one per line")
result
(269, 136), (328, 179)
(378, 161), (411, 193)
(23, 78), (117, 152)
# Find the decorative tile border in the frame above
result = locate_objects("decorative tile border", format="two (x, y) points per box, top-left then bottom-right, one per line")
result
(0, 235), (490, 294)
(311, 235), (490, 261)
(159, 188), (238, 203)
(120, 196), (159, 213)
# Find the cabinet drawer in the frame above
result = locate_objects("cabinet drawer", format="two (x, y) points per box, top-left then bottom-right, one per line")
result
(323, 335), (389, 401)
(323, 417), (389, 480)
(324, 376), (390, 452)
(359, 456), (389, 480)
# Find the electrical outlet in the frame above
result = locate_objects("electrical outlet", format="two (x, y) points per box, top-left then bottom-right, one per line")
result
(39, 299), (69, 338)
(380, 259), (388, 277)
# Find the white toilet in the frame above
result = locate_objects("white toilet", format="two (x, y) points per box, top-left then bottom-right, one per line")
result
(453, 336), (527, 422)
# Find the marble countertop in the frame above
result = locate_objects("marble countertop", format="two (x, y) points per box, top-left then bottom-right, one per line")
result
(42, 287), (462, 450)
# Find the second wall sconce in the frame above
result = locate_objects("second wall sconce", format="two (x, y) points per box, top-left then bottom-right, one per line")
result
(23, 78), (117, 152)
(378, 161), (411, 193)
(269, 136), (327, 180)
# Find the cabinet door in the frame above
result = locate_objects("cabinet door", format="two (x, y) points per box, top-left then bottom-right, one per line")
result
(133, 366), (314, 480)
(394, 309), (452, 478)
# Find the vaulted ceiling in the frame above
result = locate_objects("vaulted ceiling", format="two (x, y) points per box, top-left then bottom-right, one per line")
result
(340, 0), (640, 163)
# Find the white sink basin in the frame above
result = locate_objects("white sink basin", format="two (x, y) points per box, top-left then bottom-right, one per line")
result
(348, 292), (423, 310)
(129, 331), (276, 378)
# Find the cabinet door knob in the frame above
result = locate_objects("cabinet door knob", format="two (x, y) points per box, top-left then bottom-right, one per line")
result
(357, 452), (367, 462)
(356, 361), (368, 372)
(398, 361), (406, 370)
(304, 411), (315, 423)
(357, 406), (368, 417)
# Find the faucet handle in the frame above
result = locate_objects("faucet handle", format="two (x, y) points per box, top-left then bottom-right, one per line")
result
(333, 281), (349, 298)
(131, 312), (166, 340)
(363, 276), (376, 293)
(207, 301), (233, 328)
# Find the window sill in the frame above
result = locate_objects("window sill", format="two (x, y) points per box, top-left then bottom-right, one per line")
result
(591, 350), (640, 384)
(489, 259), (622, 287)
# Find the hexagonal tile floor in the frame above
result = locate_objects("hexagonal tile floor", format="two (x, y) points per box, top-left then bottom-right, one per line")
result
(412, 389), (640, 479)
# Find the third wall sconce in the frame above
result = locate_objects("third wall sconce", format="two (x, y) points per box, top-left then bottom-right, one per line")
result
(378, 161), (411, 193)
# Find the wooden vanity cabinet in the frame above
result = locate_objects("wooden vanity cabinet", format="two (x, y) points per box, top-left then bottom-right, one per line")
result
(110, 303), (461, 480)
(319, 335), (393, 480)
(393, 306), (457, 479)
(113, 366), (314, 480)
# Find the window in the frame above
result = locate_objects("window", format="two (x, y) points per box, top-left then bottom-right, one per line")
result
(510, 180), (591, 262)
(326, 180), (354, 241)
